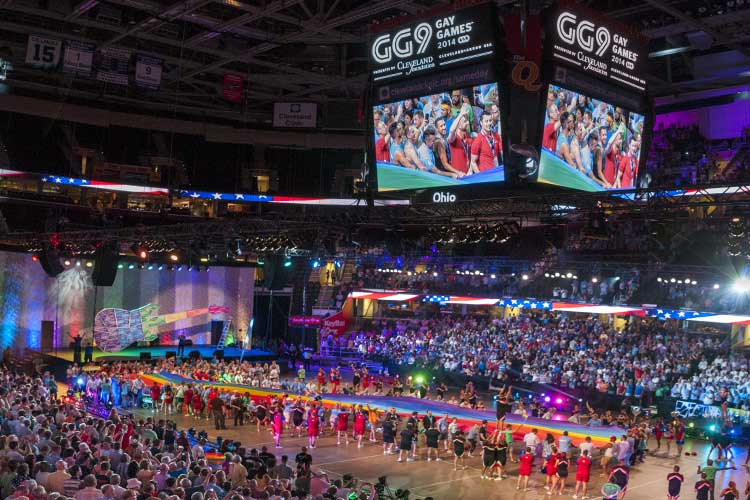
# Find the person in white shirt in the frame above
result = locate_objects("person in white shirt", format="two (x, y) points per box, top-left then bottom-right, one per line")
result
(578, 436), (595, 458)
(523, 429), (540, 452)
(191, 439), (206, 460)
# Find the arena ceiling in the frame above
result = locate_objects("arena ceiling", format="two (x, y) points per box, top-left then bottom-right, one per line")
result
(0, 0), (748, 128)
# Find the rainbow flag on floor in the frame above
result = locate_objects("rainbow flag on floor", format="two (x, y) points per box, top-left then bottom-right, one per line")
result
(139, 372), (622, 446)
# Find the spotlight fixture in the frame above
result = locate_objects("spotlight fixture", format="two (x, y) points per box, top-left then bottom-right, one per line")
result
(168, 253), (179, 262)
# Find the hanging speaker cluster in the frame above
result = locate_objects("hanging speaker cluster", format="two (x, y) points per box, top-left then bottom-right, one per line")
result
(38, 245), (64, 277)
(92, 244), (119, 286)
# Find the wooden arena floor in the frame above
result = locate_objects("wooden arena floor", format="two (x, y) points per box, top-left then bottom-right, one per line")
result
(130, 409), (748, 500)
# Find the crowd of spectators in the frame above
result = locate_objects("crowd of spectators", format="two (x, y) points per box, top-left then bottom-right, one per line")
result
(338, 312), (739, 406)
(0, 364), (392, 500)
(646, 123), (750, 188)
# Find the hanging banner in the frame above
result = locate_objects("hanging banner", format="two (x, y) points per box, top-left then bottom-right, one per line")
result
(25, 35), (62, 68)
(222, 73), (244, 102)
(134, 55), (163, 90)
(321, 312), (349, 336)
(95, 47), (131, 85)
(62, 40), (96, 77)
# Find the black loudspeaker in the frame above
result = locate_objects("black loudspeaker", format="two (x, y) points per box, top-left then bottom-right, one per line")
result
(139, 352), (151, 360)
(165, 351), (176, 359)
(214, 349), (224, 360)
(92, 245), (119, 286)
(41, 321), (54, 351)
(38, 247), (64, 277)
(188, 350), (201, 359)
(210, 320), (224, 345)
(264, 255), (290, 290)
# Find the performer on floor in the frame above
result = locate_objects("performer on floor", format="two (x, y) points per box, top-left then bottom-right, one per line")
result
(354, 405), (367, 448)
(271, 405), (284, 449)
(292, 402), (305, 437)
(574, 449), (592, 499)
(481, 432), (497, 480)
(337, 405), (350, 446)
(255, 399), (268, 432)
(517, 447), (534, 491)
(667, 465), (683, 500)
(307, 405), (320, 449)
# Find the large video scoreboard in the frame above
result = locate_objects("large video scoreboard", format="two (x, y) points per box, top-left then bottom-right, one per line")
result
(366, 0), (652, 197)
(534, 2), (652, 192)
(367, 2), (508, 194)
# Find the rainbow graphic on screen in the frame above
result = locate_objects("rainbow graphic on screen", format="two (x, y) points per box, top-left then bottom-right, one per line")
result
(94, 304), (229, 352)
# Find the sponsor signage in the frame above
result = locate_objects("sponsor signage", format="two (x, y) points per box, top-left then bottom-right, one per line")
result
(368, 3), (495, 82)
(288, 315), (322, 327)
(549, 4), (647, 92)
(432, 191), (457, 203)
(273, 102), (317, 128)
(373, 61), (493, 104)
(322, 312), (349, 336)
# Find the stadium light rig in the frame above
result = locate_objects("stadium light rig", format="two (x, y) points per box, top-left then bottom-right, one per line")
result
(733, 278), (750, 293)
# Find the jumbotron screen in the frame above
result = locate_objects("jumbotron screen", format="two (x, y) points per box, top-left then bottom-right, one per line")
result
(373, 82), (504, 192)
(537, 84), (645, 192)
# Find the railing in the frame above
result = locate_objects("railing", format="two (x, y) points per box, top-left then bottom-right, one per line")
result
(318, 345), (365, 361)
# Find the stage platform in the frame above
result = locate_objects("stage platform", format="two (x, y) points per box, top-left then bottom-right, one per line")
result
(41, 345), (275, 363)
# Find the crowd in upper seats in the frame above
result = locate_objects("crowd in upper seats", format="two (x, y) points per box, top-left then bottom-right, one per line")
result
(333, 312), (741, 405)
(646, 123), (750, 187)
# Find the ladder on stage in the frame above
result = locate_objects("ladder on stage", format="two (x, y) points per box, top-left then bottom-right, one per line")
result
(215, 319), (232, 352)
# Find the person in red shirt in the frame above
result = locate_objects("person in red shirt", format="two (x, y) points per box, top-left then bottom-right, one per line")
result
(337, 406), (350, 446)
(447, 111), (472, 175)
(604, 130), (622, 186)
(574, 449), (592, 499)
(191, 392), (203, 418)
(542, 104), (561, 152)
(150, 383), (161, 412)
(615, 136), (640, 188)
(470, 112), (502, 173)
(545, 445), (559, 491)
(517, 447), (534, 491)
(308, 405), (320, 449)
(184, 386), (194, 416)
(374, 122), (390, 163)
(353, 407), (367, 448)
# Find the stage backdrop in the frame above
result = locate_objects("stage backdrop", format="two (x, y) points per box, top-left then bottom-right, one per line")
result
(0, 251), (254, 350)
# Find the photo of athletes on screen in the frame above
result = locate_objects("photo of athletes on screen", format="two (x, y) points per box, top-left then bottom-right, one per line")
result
(538, 84), (645, 192)
(373, 83), (504, 192)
